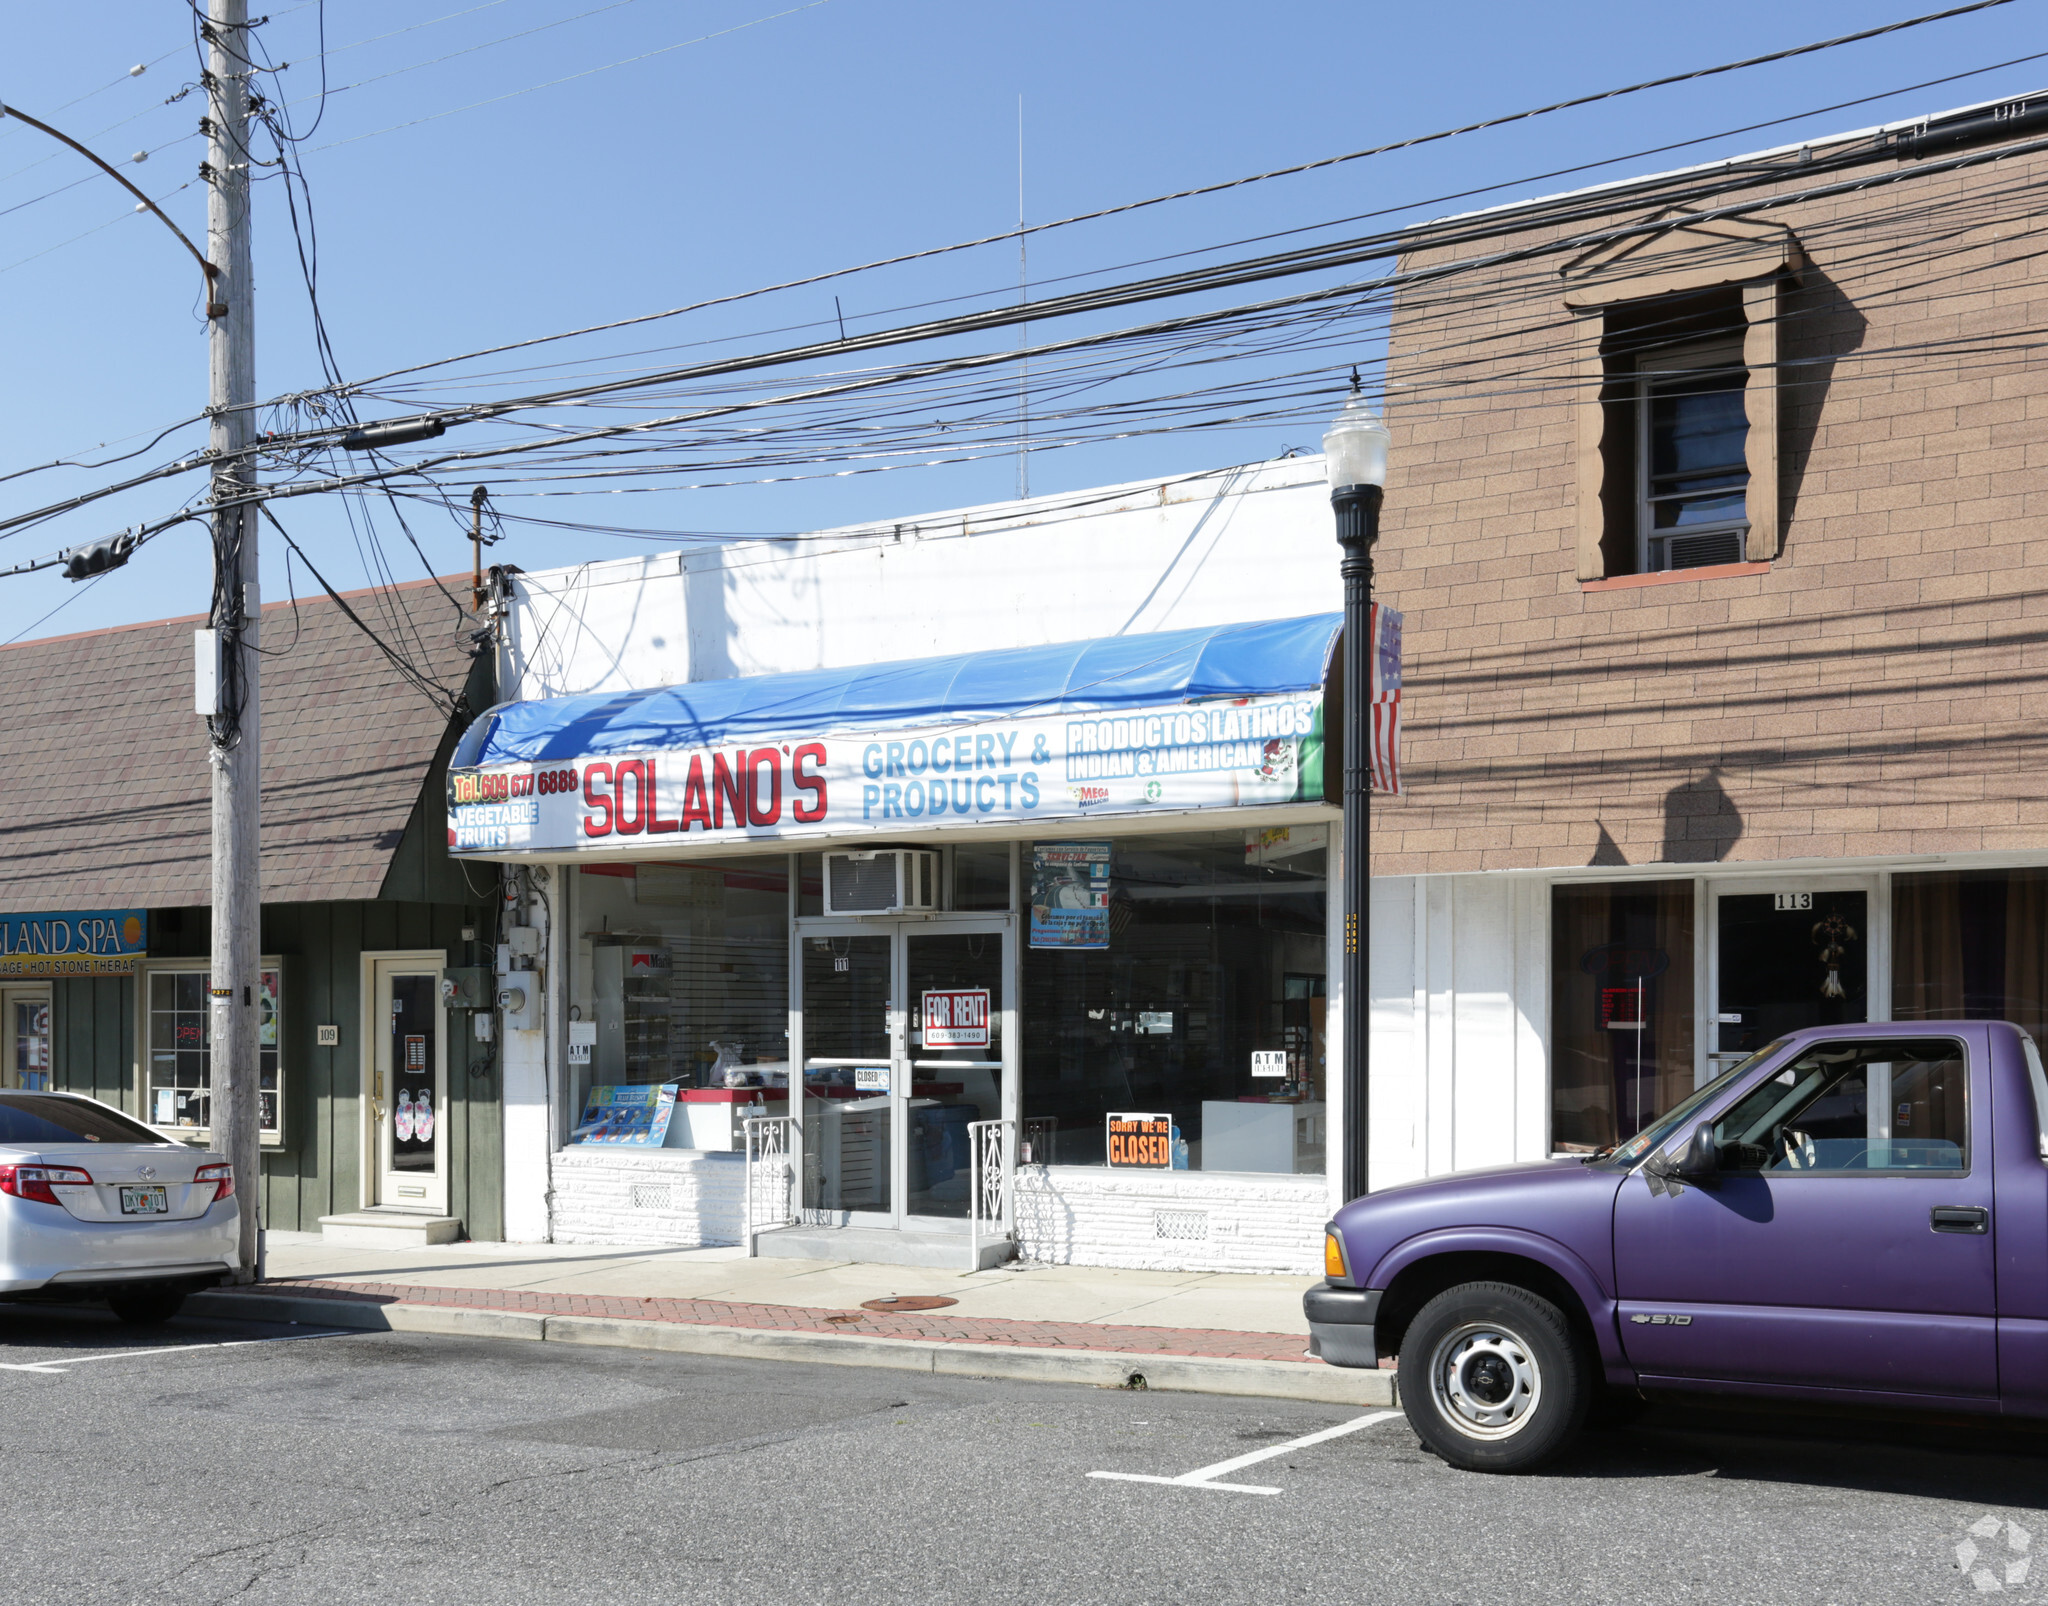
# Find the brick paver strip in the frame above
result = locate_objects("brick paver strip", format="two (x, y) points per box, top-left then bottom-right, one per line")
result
(242, 1278), (1319, 1364)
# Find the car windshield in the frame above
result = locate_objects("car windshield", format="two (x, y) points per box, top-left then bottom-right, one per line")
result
(0, 1093), (168, 1147)
(1606, 1041), (1787, 1167)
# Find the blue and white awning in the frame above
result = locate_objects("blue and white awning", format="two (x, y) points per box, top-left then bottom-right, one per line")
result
(446, 613), (1340, 855)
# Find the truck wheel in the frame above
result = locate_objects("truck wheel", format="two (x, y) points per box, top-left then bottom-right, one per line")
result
(1399, 1281), (1589, 1472)
(108, 1286), (187, 1326)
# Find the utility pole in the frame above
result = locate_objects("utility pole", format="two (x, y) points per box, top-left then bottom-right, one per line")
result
(204, 0), (262, 1282)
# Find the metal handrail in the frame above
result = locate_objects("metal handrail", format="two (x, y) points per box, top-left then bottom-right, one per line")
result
(967, 1117), (1016, 1271)
(742, 1114), (795, 1254)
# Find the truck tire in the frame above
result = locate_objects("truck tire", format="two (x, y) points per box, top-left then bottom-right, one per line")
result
(1399, 1280), (1590, 1473)
(108, 1285), (187, 1326)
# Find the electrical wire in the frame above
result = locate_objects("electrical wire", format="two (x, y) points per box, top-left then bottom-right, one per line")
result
(308, 0), (841, 154)
(316, 0), (2034, 399)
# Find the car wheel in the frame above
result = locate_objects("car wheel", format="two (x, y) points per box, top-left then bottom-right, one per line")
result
(1399, 1280), (1589, 1473)
(108, 1286), (187, 1326)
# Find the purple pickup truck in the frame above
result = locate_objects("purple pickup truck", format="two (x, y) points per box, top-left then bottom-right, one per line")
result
(1305, 1020), (2048, 1471)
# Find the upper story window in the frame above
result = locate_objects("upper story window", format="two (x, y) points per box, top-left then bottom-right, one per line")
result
(1562, 209), (1803, 584)
(1637, 336), (1749, 572)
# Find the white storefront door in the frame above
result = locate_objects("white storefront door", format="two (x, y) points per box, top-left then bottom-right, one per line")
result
(368, 955), (450, 1215)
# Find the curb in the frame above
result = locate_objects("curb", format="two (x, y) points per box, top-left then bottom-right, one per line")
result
(189, 1289), (1398, 1407)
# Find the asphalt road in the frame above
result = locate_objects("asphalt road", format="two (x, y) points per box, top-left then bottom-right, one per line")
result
(0, 1302), (2042, 1606)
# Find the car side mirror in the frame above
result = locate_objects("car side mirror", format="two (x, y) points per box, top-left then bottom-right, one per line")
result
(1675, 1120), (1719, 1178)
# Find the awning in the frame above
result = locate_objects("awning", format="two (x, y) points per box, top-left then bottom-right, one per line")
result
(453, 613), (1340, 767)
(446, 613), (1340, 856)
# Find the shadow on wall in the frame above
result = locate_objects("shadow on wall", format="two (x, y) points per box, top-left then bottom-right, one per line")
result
(1662, 768), (1743, 863)
(1777, 264), (1867, 545)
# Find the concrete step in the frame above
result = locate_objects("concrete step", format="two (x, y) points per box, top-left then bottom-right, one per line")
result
(754, 1223), (1014, 1270)
(317, 1210), (463, 1249)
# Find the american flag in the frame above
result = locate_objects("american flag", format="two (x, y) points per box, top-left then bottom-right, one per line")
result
(1369, 603), (1403, 795)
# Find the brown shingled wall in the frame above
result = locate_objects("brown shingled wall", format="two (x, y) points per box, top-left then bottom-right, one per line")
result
(0, 577), (480, 907)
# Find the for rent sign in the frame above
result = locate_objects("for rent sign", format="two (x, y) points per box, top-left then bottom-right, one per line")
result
(921, 989), (991, 1049)
(445, 691), (1323, 855)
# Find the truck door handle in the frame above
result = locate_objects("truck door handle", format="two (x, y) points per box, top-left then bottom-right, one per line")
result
(1931, 1206), (1989, 1234)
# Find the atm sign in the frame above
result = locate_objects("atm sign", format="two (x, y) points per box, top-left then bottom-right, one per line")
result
(922, 989), (990, 1049)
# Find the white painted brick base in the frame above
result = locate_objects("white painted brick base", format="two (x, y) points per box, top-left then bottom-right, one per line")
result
(548, 1150), (1327, 1273)
(1014, 1167), (1326, 1275)
(549, 1147), (745, 1247)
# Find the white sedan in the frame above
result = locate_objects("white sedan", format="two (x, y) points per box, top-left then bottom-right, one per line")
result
(0, 1090), (239, 1323)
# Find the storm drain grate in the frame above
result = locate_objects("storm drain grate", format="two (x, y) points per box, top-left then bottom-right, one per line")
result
(630, 1183), (674, 1212)
(1153, 1209), (1208, 1241)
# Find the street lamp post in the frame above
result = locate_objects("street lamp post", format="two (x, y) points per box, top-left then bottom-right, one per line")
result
(1325, 388), (1390, 1204)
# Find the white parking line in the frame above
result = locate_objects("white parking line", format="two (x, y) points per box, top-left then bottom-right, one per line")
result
(1088, 1409), (1403, 1495)
(0, 1329), (354, 1374)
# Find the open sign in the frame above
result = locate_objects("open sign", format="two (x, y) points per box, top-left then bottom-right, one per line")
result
(921, 989), (990, 1049)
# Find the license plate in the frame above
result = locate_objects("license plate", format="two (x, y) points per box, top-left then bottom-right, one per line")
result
(119, 1186), (169, 1216)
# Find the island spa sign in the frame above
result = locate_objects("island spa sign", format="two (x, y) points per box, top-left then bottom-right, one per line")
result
(446, 692), (1325, 854)
(0, 909), (148, 978)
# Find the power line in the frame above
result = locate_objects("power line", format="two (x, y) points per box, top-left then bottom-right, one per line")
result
(308, 0), (842, 153)
(316, 0), (2031, 397)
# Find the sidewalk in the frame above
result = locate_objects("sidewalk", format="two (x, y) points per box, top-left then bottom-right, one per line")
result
(191, 1234), (1395, 1406)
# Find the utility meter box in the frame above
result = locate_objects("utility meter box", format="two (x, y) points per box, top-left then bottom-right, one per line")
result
(498, 981), (541, 1032)
(441, 967), (491, 1010)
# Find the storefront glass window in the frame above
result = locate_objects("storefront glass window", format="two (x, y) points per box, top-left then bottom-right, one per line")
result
(1550, 881), (1695, 1153)
(1894, 869), (2048, 1040)
(952, 845), (1011, 911)
(146, 966), (282, 1137)
(1019, 827), (1327, 1174)
(569, 861), (792, 1129)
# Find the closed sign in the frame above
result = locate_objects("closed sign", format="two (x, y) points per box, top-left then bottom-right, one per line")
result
(922, 989), (990, 1049)
(1107, 1112), (1173, 1168)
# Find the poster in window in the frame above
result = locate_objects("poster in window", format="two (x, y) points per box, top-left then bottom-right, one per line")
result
(1106, 1112), (1174, 1169)
(1030, 842), (1111, 949)
(257, 969), (281, 1047)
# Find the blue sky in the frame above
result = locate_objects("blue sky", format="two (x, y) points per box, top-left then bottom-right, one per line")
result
(2, 0), (2042, 642)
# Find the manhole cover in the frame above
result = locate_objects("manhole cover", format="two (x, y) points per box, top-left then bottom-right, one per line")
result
(860, 1295), (958, 1314)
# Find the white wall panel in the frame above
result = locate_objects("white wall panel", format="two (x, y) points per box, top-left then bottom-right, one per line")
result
(1368, 875), (1426, 1190)
(503, 462), (1336, 700)
(1366, 871), (1553, 1189)
(1449, 877), (1517, 1172)
(1514, 878), (1552, 1161)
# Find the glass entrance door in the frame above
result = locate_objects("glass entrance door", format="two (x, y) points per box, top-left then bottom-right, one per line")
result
(373, 959), (448, 1214)
(1710, 882), (1872, 1075)
(796, 918), (1012, 1230)
(904, 928), (1005, 1223)
(799, 926), (895, 1224)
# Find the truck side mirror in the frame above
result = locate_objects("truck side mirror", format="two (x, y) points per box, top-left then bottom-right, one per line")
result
(1676, 1120), (1719, 1177)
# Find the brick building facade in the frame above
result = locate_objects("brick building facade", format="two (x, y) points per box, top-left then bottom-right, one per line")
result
(1362, 92), (2048, 1186)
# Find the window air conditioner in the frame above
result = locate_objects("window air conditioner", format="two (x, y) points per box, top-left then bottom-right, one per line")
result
(824, 849), (940, 915)
(1652, 528), (1745, 572)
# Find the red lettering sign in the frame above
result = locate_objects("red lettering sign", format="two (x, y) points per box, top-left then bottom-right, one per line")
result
(582, 762), (615, 837)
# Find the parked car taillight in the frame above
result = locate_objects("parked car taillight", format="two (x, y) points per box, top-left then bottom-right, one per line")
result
(194, 1163), (234, 1203)
(0, 1163), (94, 1205)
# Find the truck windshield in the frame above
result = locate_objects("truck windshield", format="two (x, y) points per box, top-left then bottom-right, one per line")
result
(1606, 1041), (1786, 1168)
